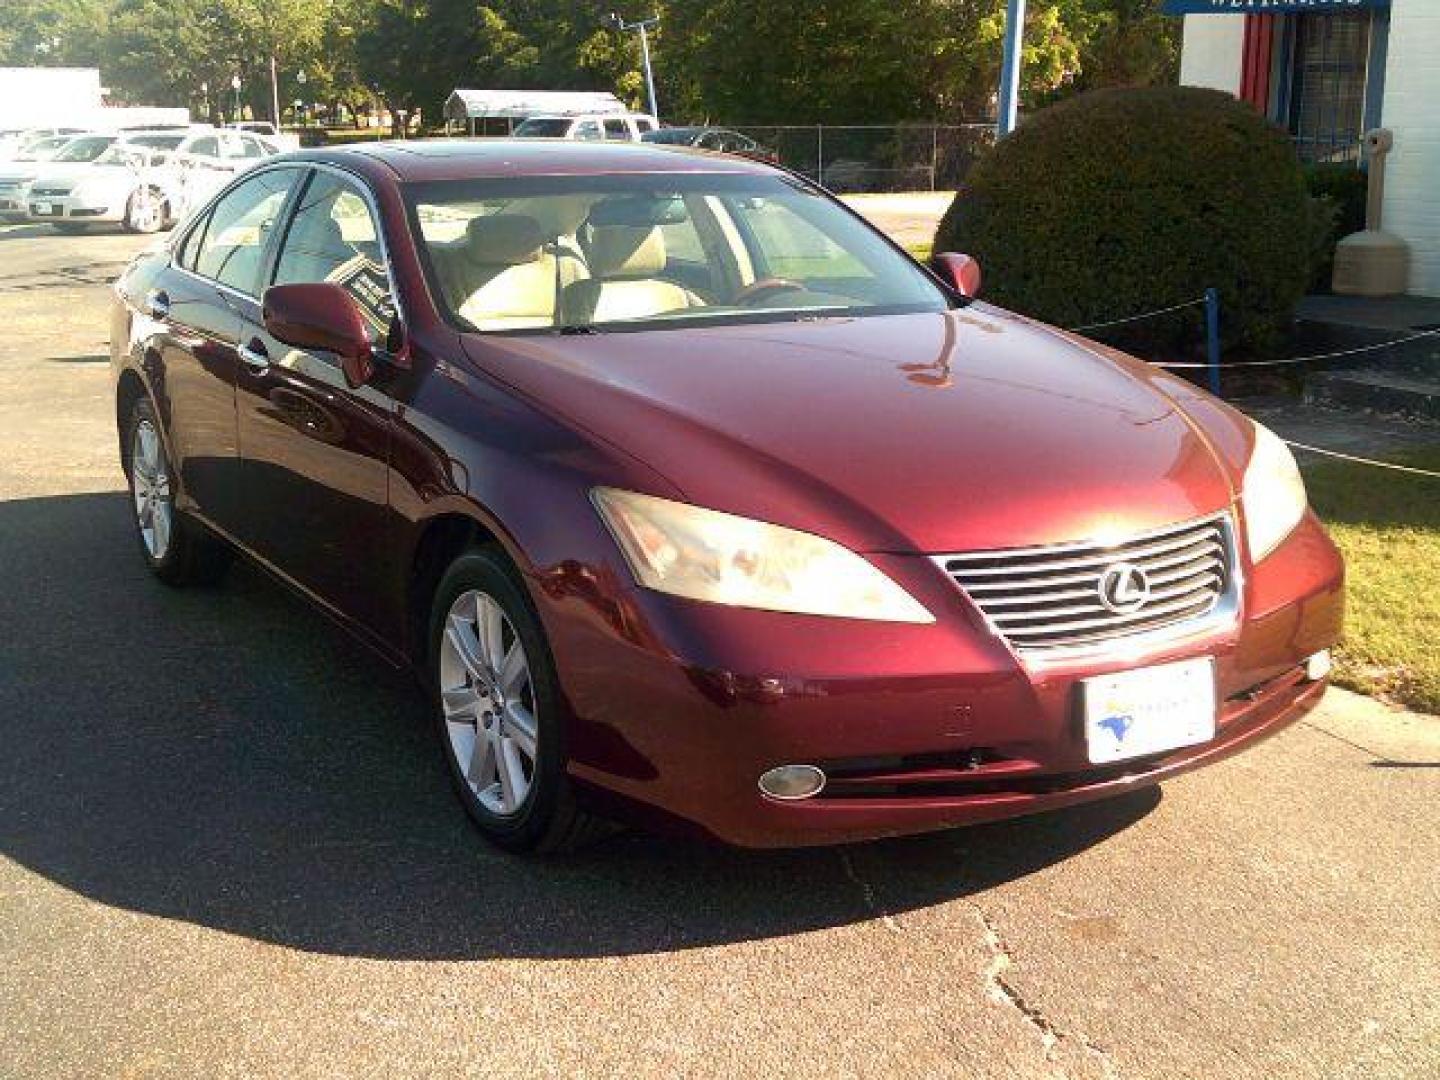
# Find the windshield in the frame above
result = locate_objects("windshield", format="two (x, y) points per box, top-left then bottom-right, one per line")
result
(93, 136), (184, 166)
(406, 173), (950, 334)
(15, 136), (71, 161)
(512, 118), (572, 138)
(52, 136), (116, 163)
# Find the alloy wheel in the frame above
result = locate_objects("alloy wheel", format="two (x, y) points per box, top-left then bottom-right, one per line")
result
(130, 418), (173, 560)
(438, 588), (539, 817)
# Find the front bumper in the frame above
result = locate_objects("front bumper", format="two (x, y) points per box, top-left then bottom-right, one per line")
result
(27, 193), (122, 223)
(538, 511), (1344, 848)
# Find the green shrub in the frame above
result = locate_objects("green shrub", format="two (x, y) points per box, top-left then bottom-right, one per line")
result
(934, 87), (1322, 355)
(1304, 162), (1368, 291)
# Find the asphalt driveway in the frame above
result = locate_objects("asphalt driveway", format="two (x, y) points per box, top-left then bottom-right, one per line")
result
(1, 222), (1436, 1079)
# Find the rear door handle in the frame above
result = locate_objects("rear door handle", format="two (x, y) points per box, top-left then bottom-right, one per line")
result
(145, 289), (170, 321)
(238, 339), (270, 374)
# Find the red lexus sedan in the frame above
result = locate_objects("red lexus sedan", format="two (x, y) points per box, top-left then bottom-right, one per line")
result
(109, 141), (1343, 851)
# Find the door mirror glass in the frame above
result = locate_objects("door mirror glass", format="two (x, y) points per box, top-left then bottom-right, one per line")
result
(931, 252), (982, 298)
(263, 283), (374, 387)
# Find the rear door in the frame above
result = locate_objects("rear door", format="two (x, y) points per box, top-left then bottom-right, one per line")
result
(152, 166), (303, 534)
(230, 166), (400, 642)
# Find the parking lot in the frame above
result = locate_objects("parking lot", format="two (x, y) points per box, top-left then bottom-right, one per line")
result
(1, 221), (1437, 1079)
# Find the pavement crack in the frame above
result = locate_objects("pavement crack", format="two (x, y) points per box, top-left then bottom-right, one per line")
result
(836, 848), (903, 933)
(967, 897), (1115, 1076)
(1298, 719), (1388, 762)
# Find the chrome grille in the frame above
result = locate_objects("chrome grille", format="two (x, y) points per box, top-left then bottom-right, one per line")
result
(935, 516), (1235, 653)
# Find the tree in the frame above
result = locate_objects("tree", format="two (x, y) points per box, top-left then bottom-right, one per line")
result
(354, 0), (539, 135)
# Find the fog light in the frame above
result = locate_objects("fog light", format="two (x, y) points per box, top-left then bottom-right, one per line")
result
(1305, 650), (1332, 682)
(758, 764), (826, 801)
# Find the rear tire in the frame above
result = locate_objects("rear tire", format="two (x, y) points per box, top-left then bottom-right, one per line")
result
(428, 548), (608, 853)
(123, 396), (231, 586)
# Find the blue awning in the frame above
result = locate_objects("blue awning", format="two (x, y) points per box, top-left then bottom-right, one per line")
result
(1163, 0), (1388, 13)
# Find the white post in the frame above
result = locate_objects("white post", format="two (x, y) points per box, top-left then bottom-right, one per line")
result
(269, 55), (281, 127)
(996, 0), (1026, 137)
(639, 23), (659, 119)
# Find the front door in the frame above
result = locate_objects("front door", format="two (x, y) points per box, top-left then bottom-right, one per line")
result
(232, 167), (400, 645)
(154, 166), (303, 535)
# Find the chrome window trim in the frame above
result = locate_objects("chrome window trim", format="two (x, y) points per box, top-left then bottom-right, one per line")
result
(932, 511), (1244, 664)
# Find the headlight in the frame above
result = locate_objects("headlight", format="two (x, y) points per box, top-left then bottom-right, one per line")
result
(1241, 422), (1307, 561)
(592, 488), (934, 623)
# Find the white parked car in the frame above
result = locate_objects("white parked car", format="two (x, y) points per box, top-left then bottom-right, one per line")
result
(226, 121), (300, 151)
(0, 134), (83, 218)
(165, 128), (283, 217)
(0, 127), (88, 162)
(26, 128), (280, 233)
(25, 132), (188, 233)
(511, 113), (658, 142)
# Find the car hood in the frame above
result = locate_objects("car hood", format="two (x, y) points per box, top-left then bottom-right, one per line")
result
(460, 305), (1243, 554)
(28, 163), (123, 186)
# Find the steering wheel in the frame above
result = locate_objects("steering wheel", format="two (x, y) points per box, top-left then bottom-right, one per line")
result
(734, 277), (809, 306)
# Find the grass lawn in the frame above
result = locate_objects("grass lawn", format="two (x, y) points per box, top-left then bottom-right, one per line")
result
(1305, 446), (1440, 715)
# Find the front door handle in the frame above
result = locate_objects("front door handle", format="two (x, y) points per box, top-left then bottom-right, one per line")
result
(238, 339), (270, 374)
(146, 289), (170, 321)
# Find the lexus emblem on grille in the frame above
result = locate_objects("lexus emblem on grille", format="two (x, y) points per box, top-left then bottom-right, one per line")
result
(1097, 562), (1150, 614)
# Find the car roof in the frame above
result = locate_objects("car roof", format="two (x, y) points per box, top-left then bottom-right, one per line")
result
(287, 139), (774, 182)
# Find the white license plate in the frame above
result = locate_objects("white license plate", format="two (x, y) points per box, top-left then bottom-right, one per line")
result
(33, 202), (53, 216)
(1081, 658), (1217, 764)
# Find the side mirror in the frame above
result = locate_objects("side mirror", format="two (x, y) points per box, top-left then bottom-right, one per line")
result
(931, 252), (982, 298)
(262, 282), (374, 387)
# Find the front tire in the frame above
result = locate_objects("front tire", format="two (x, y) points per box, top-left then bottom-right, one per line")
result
(429, 549), (606, 853)
(123, 189), (166, 234)
(123, 397), (231, 586)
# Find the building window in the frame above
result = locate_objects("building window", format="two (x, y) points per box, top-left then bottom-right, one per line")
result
(1286, 13), (1374, 164)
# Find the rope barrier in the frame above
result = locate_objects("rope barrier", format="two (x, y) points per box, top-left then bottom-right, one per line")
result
(1285, 440), (1440, 479)
(1153, 326), (1440, 370)
(1066, 296), (1208, 334)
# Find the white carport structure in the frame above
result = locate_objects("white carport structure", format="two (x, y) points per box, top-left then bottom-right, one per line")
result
(443, 90), (629, 135)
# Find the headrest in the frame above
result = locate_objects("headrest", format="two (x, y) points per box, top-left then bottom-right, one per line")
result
(588, 225), (667, 278)
(464, 214), (544, 266)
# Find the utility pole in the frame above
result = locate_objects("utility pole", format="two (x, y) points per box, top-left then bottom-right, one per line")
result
(269, 55), (281, 127)
(996, 0), (1026, 137)
(607, 12), (660, 120)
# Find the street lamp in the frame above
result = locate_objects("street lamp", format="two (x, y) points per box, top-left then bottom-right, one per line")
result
(606, 11), (659, 120)
(296, 70), (308, 127)
(231, 74), (242, 122)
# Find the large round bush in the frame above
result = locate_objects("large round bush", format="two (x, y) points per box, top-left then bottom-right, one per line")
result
(934, 87), (1320, 352)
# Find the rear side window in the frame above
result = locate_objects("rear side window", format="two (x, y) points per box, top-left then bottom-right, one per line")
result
(189, 137), (220, 158)
(192, 168), (301, 294)
(573, 120), (602, 141)
(603, 118), (629, 140)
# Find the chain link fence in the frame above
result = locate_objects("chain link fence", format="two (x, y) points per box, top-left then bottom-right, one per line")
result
(730, 124), (994, 193)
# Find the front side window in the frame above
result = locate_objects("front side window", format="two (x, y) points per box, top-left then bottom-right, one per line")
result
(192, 168), (301, 294)
(572, 121), (603, 142)
(273, 172), (394, 339)
(406, 173), (950, 333)
(189, 137), (220, 159)
(603, 118), (629, 140)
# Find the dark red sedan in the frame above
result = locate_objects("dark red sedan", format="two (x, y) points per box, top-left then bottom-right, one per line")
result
(110, 141), (1343, 851)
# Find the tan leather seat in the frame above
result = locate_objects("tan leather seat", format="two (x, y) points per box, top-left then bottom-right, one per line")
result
(433, 214), (584, 331)
(564, 225), (703, 324)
